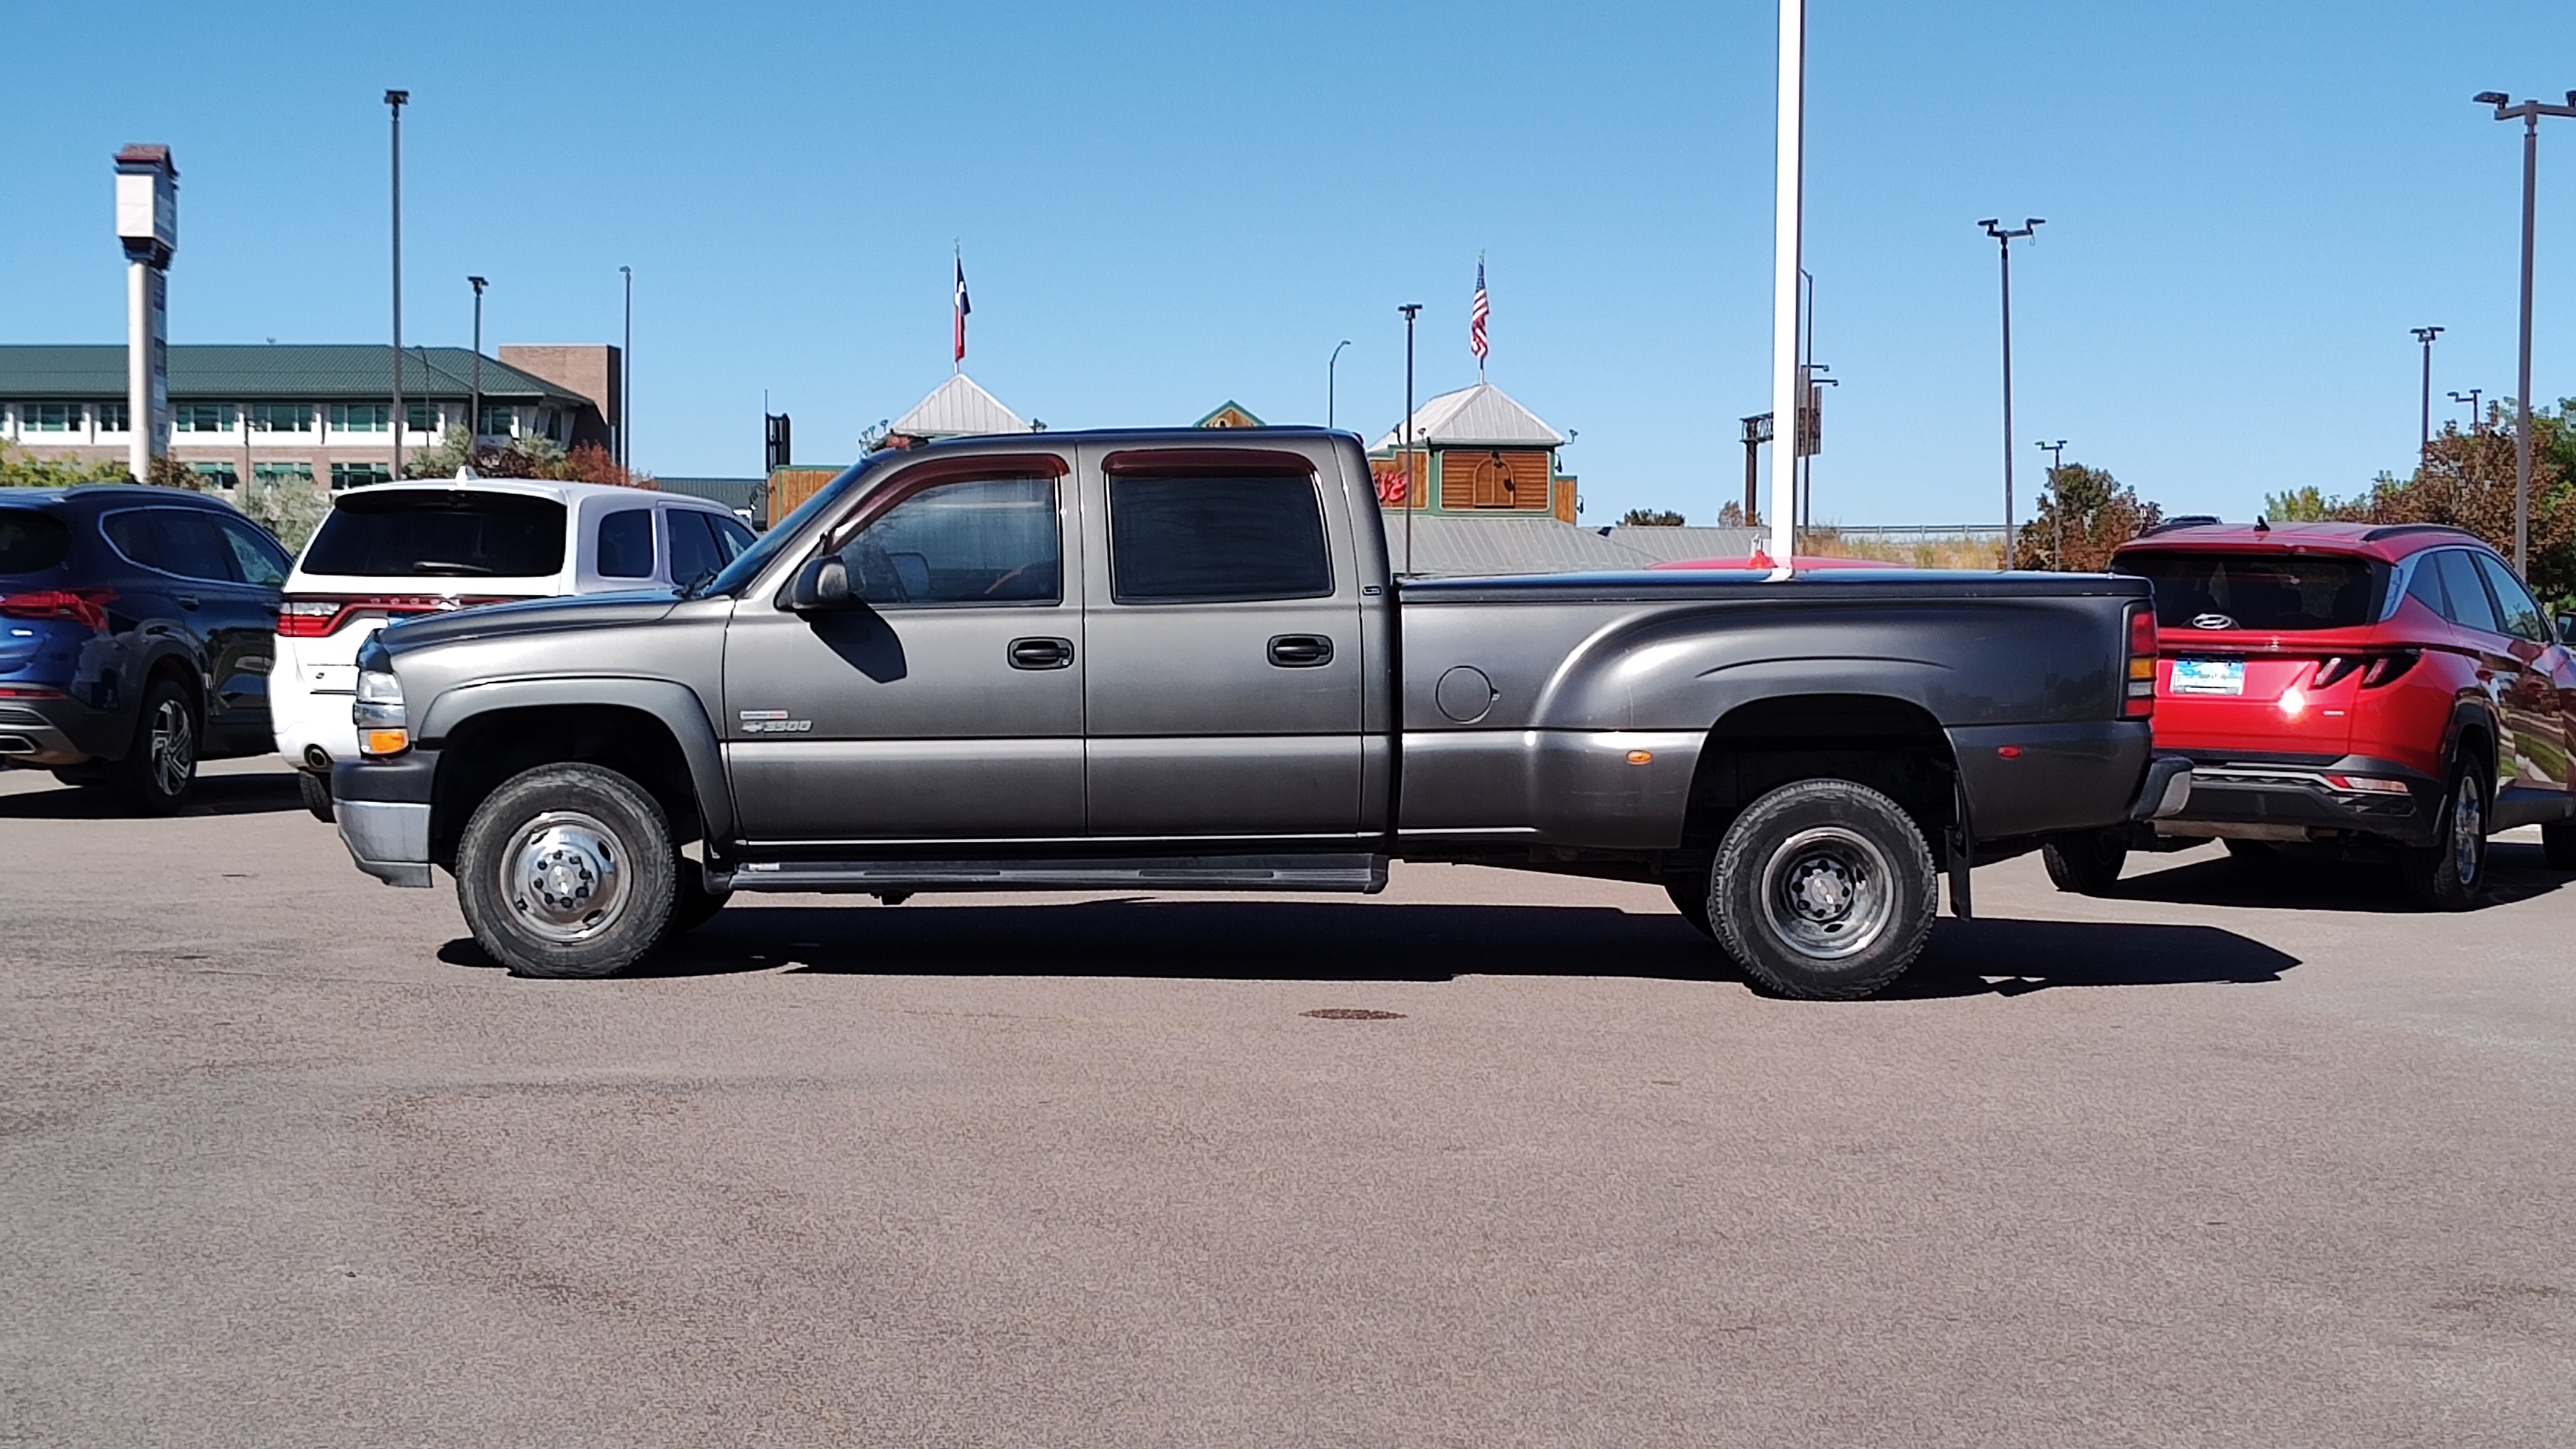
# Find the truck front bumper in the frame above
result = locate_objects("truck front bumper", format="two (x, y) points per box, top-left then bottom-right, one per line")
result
(333, 749), (439, 887)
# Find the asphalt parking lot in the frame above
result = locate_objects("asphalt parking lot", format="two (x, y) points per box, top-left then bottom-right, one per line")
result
(3, 758), (2572, 1447)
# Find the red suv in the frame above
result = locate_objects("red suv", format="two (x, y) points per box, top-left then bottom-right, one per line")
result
(2037, 520), (2576, 908)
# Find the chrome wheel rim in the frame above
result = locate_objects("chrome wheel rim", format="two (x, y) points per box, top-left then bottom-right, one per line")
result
(1758, 826), (1897, 962)
(148, 698), (194, 797)
(2453, 779), (2484, 884)
(501, 811), (631, 944)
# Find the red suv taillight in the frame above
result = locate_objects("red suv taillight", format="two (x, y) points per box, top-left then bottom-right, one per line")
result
(2125, 605), (2157, 718)
(276, 594), (523, 637)
(0, 587), (116, 633)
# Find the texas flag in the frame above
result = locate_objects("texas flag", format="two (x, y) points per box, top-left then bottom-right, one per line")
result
(953, 250), (972, 365)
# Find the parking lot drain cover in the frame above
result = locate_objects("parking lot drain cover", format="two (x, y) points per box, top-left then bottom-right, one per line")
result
(1303, 1008), (1404, 1020)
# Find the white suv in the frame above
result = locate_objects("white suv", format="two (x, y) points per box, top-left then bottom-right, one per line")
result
(274, 479), (755, 818)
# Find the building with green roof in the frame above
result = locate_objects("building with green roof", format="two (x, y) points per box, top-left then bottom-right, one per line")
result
(0, 343), (616, 494)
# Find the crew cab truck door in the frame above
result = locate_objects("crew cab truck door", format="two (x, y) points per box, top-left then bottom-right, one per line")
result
(1078, 446), (1365, 837)
(720, 455), (1085, 843)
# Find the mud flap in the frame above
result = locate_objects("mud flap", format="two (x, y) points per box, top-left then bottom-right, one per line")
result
(1947, 778), (1974, 919)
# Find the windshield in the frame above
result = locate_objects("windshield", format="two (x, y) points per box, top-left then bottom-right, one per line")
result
(2116, 550), (2385, 631)
(302, 491), (566, 579)
(0, 509), (72, 575)
(689, 459), (882, 599)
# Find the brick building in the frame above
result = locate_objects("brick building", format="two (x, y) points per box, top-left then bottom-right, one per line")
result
(0, 343), (616, 494)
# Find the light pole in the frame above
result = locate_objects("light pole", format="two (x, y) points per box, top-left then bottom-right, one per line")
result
(2038, 439), (2068, 569)
(2451, 387), (2484, 433)
(1327, 338), (1351, 430)
(1398, 304), (1421, 576)
(1740, 414), (1772, 526)
(386, 89), (408, 477)
(619, 265), (633, 474)
(1979, 218), (2043, 568)
(2475, 89), (2576, 573)
(468, 275), (487, 462)
(2411, 325), (2444, 465)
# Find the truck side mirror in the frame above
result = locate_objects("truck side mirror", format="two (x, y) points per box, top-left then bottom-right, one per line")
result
(786, 555), (857, 612)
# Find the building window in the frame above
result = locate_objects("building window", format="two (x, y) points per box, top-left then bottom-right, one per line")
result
(406, 403), (441, 434)
(189, 462), (240, 491)
(330, 403), (390, 433)
(331, 462), (391, 491)
(21, 402), (80, 433)
(250, 403), (314, 433)
(479, 406), (514, 438)
(252, 462), (316, 488)
(96, 401), (130, 433)
(174, 403), (233, 433)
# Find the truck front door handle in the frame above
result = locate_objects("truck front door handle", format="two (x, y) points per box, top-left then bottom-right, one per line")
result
(1008, 636), (1074, 670)
(175, 595), (201, 611)
(1267, 634), (1334, 668)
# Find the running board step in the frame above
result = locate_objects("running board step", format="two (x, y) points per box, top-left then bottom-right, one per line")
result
(717, 853), (1388, 895)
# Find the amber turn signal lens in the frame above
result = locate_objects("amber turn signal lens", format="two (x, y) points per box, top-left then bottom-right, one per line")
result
(362, 728), (410, 757)
(1625, 750), (1654, 765)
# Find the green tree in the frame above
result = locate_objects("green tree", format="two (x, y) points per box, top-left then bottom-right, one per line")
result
(1619, 508), (1685, 526)
(2014, 462), (2162, 570)
(2262, 484), (2357, 523)
(0, 440), (130, 489)
(2347, 402), (2576, 604)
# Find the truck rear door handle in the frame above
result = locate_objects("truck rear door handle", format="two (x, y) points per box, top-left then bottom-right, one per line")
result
(1008, 636), (1074, 670)
(1267, 634), (1334, 668)
(175, 596), (201, 611)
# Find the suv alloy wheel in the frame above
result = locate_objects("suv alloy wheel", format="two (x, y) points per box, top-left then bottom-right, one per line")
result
(2400, 752), (2488, 912)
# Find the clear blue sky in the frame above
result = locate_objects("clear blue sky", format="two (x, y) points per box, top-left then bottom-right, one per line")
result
(4, 0), (2568, 526)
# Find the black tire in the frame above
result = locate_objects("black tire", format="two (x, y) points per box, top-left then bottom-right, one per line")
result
(665, 857), (731, 937)
(298, 769), (336, 823)
(2039, 829), (2128, 895)
(1663, 867), (1715, 937)
(2399, 755), (2489, 912)
(2545, 819), (2576, 871)
(111, 678), (198, 815)
(1709, 779), (1938, 1001)
(454, 763), (676, 979)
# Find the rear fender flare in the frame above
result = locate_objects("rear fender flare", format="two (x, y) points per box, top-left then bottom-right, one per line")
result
(416, 677), (734, 841)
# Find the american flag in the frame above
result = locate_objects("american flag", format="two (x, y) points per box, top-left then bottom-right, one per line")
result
(953, 250), (972, 365)
(1470, 256), (1490, 369)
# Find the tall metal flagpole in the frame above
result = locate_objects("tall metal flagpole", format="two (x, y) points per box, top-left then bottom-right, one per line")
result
(1766, 0), (1804, 577)
(386, 91), (408, 478)
(1399, 303), (1422, 577)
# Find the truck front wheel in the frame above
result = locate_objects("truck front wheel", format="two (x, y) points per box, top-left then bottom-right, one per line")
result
(455, 763), (677, 979)
(1708, 779), (1936, 1001)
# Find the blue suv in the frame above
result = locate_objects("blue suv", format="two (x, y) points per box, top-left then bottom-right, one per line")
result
(0, 486), (292, 812)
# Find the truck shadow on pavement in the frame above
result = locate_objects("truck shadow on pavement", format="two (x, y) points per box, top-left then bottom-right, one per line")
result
(478, 899), (2302, 999)
(0, 769), (305, 819)
(2098, 840), (2568, 914)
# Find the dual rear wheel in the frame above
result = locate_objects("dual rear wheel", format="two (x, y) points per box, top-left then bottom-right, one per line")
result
(1669, 779), (1940, 1001)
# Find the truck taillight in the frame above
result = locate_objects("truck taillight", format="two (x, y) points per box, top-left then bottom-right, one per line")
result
(0, 588), (115, 633)
(2125, 606), (2158, 718)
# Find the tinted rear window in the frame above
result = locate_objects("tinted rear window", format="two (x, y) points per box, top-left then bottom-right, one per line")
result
(302, 491), (566, 578)
(1109, 475), (1331, 603)
(2116, 551), (2383, 631)
(0, 509), (70, 574)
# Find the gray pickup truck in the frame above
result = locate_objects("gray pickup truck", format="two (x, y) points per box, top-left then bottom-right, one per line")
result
(334, 428), (2189, 998)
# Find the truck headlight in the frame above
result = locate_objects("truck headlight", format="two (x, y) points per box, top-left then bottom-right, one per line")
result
(354, 669), (409, 756)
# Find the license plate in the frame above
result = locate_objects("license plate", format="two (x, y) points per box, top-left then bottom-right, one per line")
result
(2171, 658), (2245, 696)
